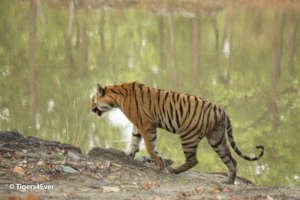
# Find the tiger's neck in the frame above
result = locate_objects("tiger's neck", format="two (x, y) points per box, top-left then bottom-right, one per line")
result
(106, 82), (137, 109)
(107, 82), (152, 127)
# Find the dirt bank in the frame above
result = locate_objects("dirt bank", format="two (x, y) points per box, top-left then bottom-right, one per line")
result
(0, 131), (299, 200)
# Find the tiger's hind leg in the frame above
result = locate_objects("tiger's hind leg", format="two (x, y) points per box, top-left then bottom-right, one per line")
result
(127, 126), (142, 159)
(167, 138), (200, 174)
(206, 123), (237, 184)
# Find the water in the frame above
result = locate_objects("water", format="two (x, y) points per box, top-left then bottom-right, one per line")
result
(1, 0), (300, 186)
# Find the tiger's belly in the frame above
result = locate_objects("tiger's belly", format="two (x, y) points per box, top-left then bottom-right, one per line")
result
(159, 118), (182, 134)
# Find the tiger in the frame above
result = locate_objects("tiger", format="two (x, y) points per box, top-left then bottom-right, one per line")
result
(90, 82), (264, 184)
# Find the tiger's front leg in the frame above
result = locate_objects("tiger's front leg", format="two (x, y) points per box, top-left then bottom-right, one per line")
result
(141, 125), (165, 171)
(127, 126), (142, 159)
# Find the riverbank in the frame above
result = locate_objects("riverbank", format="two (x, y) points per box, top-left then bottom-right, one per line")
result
(0, 131), (299, 200)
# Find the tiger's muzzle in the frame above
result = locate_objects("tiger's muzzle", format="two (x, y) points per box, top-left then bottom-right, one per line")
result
(92, 107), (103, 117)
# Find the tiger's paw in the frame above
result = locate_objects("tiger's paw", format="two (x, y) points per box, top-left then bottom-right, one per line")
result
(126, 151), (136, 160)
(222, 177), (235, 184)
(222, 180), (235, 185)
(167, 166), (177, 174)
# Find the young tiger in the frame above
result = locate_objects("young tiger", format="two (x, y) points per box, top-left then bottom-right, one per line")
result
(90, 82), (264, 184)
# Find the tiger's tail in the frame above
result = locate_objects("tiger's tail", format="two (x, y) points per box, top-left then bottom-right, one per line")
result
(225, 115), (264, 161)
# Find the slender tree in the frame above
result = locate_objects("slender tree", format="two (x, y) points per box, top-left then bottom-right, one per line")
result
(66, 0), (76, 71)
(288, 11), (297, 77)
(192, 16), (200, 85)
(29, 0), (37, 131)
(271, 12), (286, 131)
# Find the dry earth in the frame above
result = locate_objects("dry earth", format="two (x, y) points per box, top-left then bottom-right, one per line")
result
(0, 131), (300, 200)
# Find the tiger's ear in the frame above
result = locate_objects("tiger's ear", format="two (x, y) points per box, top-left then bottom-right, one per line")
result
(97, 83), (105, 97)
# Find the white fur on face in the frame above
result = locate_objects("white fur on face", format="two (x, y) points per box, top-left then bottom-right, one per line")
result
(97, 103), (113, 112)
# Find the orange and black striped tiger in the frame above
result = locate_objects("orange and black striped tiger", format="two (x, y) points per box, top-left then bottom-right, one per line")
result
(90, 82), (264, 184)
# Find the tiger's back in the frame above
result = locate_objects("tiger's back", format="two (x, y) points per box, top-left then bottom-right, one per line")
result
(129, 83), (223, 135)
(91, 82), (264, 184)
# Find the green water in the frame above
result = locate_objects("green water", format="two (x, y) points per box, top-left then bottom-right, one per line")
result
(1, 0), (300, 186)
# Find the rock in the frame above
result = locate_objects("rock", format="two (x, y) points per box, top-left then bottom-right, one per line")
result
(88, 147), (127, 159)
(13, 166), (25, 175)
(135, 156), (174, 167)
(135, 156), (155, 163)
(37, 160), (46, 166)
(0, 130), (24, 143)
(56, 165), (78, 174)
(102, 186), (120, 192)
(0, 130), (82, 154)
(30, 175), (49, 182)
(67, 151), (81, 161)
(3, 152), (12, 158)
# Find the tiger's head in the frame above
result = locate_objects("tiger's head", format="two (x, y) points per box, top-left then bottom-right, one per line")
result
(90, 84), (115, 117)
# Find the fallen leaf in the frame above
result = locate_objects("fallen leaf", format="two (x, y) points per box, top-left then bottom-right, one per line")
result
(105, 161), (111, 168)
(78, 167), (85, 172)
(28, 164), (34, 169)
(209, 187), (218, 194)
(266, 195), (274, 200)
(195, 187), (205, 193)
(111, 163), (122, 168)
(216, 195), (222, 200)
(136, 172), (142, 176)
(26, 193), (39, 200)
(96, 162), (103, 168)
(14, 152), (25, 159)
(143, 181), (150, 190)
(37, 160), (45, 166)
(80, 188), (90, 192)
(55, 147), (64, 154)
(13, 166), (25, 175)
(102, 186), (120, 192)
(30, 175), (49, 182)
(23, 176), (29, 182)
(6, 197), (22, 200)
(107, 175), (116, 180)
(147, 196), (162, 200)
(181, 191), (191, 197)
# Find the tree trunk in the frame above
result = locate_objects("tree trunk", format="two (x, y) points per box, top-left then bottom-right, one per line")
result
(82, 20), (88, 67)
(220, 10), (233, 84)
(212, 16), (221, 81)
(29, 0), (37, 131)
(66, 0), (75, 70)
(271, 12), (286, 131)
(36, 0), (45, 24)
(108, 21), (117, 58)
(99, 7), (106, 65)
(212, 16), (219, 51)
(158, 16), (165, 69)
(192, 16), (200, 85)
(168, 15), (178, 90)
(288, 12), (297, 77)
(226, 21), (233, 84)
